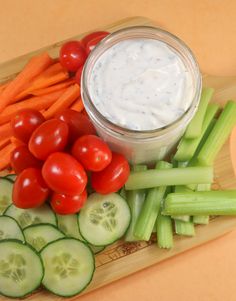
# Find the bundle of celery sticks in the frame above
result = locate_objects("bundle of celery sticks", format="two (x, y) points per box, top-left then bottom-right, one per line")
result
(124, 88), (236, 248)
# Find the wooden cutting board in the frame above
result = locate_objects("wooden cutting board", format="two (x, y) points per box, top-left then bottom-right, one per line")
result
(1, 16), (236, 301)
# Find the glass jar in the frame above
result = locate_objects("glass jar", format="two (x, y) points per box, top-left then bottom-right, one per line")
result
(81, 26), (202, 164)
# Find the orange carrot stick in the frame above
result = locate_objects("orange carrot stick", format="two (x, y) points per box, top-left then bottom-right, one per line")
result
(0, 52), (53, 111)
(44, 84), (80, 119)
(10, 137), (25, 148)
(0, 123), (12, 140)
(0, 138), (10, 150)
(0, 143), (15, 170)
(31, 79), (75, 96)
(0, 88), (67, 125)
(70, 98), (84, 112)
(15, 70), (69, 101)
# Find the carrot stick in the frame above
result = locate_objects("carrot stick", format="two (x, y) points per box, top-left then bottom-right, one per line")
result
(31, 79), (75, 96)
(0, 123), (12, 140)
(0, 52), (53, 112)
(10, 137), (25, 148)
(70, 98), (84, 112)
(15, 70), (69, 101)
(0, 143), (15, 170)
(0, 82), (9, 94)
(0, 88), (67, 125)
(44, 84), (80, 119)
(0, 138), (10, 150)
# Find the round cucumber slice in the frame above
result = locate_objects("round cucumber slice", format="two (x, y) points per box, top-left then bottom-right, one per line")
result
(78, 193), (131, 246)
(0, 178), (13, 215)
(0, 216), (25, 242)
(23, 224), (64, 252)
(4, 204), (57, 229)
(57, 213), (85, 241)
(40, 238), (95, 297)
(0, 239), (44, 298)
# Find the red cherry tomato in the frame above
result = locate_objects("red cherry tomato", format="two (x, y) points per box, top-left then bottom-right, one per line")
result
(10, 145), (42, 174)
(59, 41), (87, 72)
(91, 152), (130, 194)
(13, 168), (49, 209)
(75, 65), (83, 86)
(81, 31), (109, 54)
(72, 135), (112, 171)
(42, 152), (87, 195)
(50, 189), (87, 215)
(28, 119), (69, 160)
(11, 109), (45, 143)
(56, 109), (96, 143)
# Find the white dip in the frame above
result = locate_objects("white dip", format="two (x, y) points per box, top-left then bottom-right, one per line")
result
(88, 38), (193, 131)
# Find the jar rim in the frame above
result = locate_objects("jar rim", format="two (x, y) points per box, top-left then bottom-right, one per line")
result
(81, 25), (202, 139)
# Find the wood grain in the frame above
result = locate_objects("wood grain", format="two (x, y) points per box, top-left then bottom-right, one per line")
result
(0, 16), (236, 301)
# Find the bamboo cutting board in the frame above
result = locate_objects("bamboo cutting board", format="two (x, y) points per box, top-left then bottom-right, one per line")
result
(1, 16), (236, 301)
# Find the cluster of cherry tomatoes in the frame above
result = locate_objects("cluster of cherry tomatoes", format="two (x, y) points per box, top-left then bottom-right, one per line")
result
(60, 31), (110, 83)
(10, 108), (130, 215)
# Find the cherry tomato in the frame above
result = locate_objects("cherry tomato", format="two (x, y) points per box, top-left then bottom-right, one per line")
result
(81, 31), (109, 54)
(29, 119), (69, 160)
(91, 152), (130, 194)
(72, 135), (112, 171)
(10, 145), (42, 174)
(13, 168), (49, 209)
(75, 65), (83, 86)
(56, 109), (96, 143)
(42, 152), (87, 195)
(11, 109), (45, 143)
(59, 41), (87, 72)
(50, 189), (87, 214)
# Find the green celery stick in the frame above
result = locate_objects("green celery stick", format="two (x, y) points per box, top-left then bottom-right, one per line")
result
(198, 100), (236, 166)
(184, 88), (214, 139)
(175, 219), (195, 236)
(186, 119), (217, 190)
(163, 190), (236, 216)
(152, 219), (157, 233)
(125, 166), (213, 190)
(193, 184), (211, 225)
(134, 161), (172, 241)
(157, 214), (173, 248)
(125, 165), (147, 242)
(173, 185), (192, 222)
(174, 103), (219, 161)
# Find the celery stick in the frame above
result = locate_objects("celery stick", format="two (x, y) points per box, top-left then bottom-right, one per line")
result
(163, 190), (236, 216)
(152, 219), (157, 233)
(125, 166), (213, 190)
(173, 185), (192, 222)
(174, 103), (219, 161)
(198, 100), (236, 166)
(125, 165), (147, 242)
(157, 214), (173, 248)
(193, 184), (211, 225)
(184, 88), (214, 139)
(175, 219), (195, 236)
(134, 161), (172, 241)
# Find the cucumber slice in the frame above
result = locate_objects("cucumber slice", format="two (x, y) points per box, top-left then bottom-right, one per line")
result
(78, 193), (131, 246)
(40, 238), (95, 297)
(23, 224), (64, 252)
(0, 178), (13, 215)
(57, 214), (104, 253)
(57, 213), (85, 241)
(5, 174), (17, 182)
(0, 239), (44, 298)
(0, 216), (25, 242)
(4, 204), (57, 229)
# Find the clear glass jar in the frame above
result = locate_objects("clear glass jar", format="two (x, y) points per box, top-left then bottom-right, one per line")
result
(81, 26), (202, 164)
